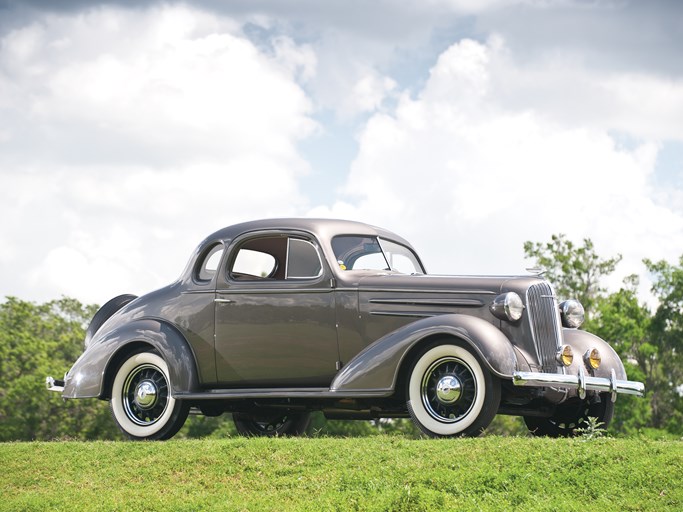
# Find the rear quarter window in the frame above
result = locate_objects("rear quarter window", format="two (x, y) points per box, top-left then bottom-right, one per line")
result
(196, 244), (224, 282)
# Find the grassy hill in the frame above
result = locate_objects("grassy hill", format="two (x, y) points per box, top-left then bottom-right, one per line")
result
(1, 436), (681, 511)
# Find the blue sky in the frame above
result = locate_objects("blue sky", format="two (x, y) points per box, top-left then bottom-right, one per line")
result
(1, 0), (682, 305)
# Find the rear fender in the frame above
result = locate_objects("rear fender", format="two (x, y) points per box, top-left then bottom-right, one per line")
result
(331, 314), (517, 394)
(63, 319), (200, 399)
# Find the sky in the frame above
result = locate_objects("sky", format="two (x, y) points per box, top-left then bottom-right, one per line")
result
(1, 0), (682, 306)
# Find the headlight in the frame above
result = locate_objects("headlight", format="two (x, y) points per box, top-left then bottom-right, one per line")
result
(557, 345), (574, 366)
(584, 348), (601, 369)
(490, 292), (524, 322)
(559, 299), (585, 328)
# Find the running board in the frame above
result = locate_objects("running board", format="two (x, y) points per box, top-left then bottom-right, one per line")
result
(173, 388), (392, 400)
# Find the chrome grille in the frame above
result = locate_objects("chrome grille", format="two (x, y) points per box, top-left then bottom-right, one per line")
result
(526, 282), (562, 372)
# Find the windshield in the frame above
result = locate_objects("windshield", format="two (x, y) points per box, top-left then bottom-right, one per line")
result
(331, 235), (425, 274)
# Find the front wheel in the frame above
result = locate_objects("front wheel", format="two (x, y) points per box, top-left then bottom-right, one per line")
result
(407, 343), (500, 437)
(524, 392), (615, 437)
(110, 351), (189, 440)
(233, 411), (311, 437)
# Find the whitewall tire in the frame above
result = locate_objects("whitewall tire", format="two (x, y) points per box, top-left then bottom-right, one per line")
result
(407, 343), (500, 437)
(110, 351), (189, 440)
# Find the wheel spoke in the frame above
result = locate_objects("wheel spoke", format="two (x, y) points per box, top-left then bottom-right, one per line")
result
(122, 363), (169, 426)
(421, 356), (477, 423)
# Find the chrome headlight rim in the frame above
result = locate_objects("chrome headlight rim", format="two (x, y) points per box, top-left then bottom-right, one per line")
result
(490, 292), (525, 322)
(559, 299), (585, 328)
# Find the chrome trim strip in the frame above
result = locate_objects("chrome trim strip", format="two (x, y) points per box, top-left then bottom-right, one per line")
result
(368, 298), (484, 307)
(512, 370), (645, 399)
(173, 388), (393, 400)
(356, 288), (497, 295)
(216, 288), (333, 295)
(369, 311), (437, 318)
(285, 237), (290, 278)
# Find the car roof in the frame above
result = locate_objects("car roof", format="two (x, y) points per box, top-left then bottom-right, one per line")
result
(205, 218), (413, 247)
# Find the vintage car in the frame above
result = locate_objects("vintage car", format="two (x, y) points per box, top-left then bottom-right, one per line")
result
(47, 218), (644, 439)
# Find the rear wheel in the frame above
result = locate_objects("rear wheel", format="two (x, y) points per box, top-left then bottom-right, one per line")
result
(110, 351), (189, 440)
(524, 393), (614, 437)
(233, 411), (311, 437)
(407, 343), (500, 437)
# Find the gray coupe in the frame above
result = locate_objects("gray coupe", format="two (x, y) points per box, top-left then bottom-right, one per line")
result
(47, 218), (644, 439)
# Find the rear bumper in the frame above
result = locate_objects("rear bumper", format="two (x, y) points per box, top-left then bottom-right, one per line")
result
(46, 376), (65, 393)
(512, 367), (644, 402)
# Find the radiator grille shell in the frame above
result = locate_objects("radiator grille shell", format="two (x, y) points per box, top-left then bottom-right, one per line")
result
(526, 282), (563, 372)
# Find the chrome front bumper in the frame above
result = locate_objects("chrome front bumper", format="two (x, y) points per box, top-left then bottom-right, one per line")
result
(46, 376), (65, 393)
(512, 367), (645, 402)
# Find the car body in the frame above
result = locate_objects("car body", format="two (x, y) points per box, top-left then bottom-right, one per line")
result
(47, 218), (644, 439)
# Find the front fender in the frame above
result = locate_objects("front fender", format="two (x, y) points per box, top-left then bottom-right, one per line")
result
(63, 319), (200, 399)
(331, 314), (518, 394)
(562, 328), (627, 380)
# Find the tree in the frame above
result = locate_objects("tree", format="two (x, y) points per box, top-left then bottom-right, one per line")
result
(642, 257), (683, 434)
(0, 297), (119, 441)
(524, 234), (683, 437)
(524, 234), (657, 436)
(585, 277), (653, 434)
(523, 234), (622, 319)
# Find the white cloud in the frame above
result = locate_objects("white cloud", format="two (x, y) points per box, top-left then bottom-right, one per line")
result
(315, 37), (683, 303)
(1, 8), (314, 162)
(305, 31), (399, 118)
(483, 50), (683, 142)
(601, 73), (683, 140)
(348, 72), (397, 115)
(0, 5), (316, 303)
(2, 1), (683, 309)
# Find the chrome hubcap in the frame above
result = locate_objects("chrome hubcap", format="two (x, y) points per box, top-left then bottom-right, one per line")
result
(134, 380), (158, 409)
(122, 363), (169, 426)
(435, 375), (462, 404)
(421, 356), (477, 423)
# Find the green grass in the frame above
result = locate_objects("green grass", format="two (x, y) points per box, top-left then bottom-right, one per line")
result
(1, 437), (681, 511)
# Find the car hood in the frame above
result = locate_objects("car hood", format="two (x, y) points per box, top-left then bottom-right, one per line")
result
(353, 272), (544, 296)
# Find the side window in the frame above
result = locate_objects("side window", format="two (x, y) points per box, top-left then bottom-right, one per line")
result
(196, 244), (224, 282)
(286, 238), (322, 279)
(229, 236), (285, 280)
(232, 249), (278, 278)
(228, 235), (323, 281)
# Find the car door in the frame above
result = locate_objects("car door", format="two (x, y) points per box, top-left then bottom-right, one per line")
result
(214, 231), (340, 387)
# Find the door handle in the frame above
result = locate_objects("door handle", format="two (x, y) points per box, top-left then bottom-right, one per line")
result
(214, 298), (234, 304)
